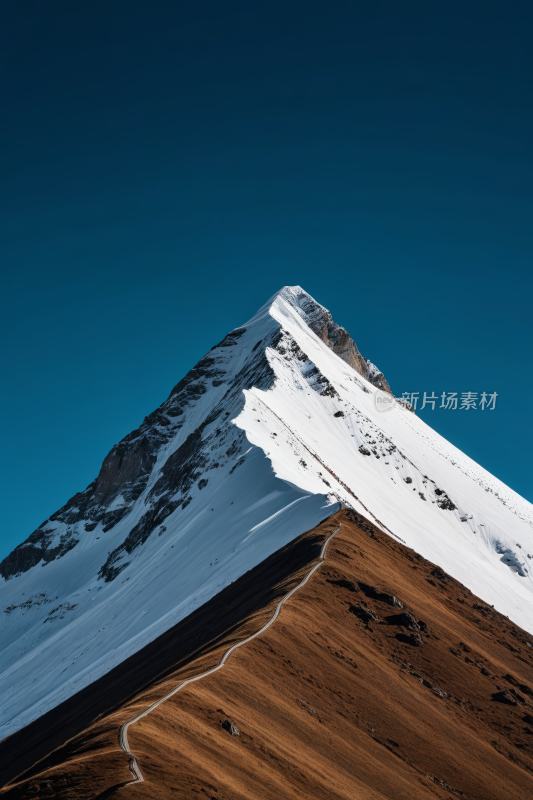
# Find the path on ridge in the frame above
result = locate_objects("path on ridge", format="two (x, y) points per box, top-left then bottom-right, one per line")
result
(118, 524), (342, 786)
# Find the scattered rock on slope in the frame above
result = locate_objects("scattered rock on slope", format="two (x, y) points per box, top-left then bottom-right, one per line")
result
(349, 603), (379, 624)
(358, 582), (403, 608)
(492, 690), (525, 706)
(396, 632), (424, 647)
(385, 612), (419, 630)
(221, 720), (240, 736)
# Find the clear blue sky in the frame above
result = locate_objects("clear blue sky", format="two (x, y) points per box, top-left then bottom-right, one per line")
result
(1, 1), (531, 561)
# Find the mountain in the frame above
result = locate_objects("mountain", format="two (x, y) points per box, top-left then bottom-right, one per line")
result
(1, 285), (532, 749)
(3, 510), (533, 800)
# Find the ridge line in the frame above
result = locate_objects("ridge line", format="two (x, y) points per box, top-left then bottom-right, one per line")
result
(117, 523), (342, 786)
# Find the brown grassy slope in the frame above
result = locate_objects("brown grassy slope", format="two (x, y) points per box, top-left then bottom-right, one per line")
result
(4, 509), (533, 799)
(0, 527), (328, 794)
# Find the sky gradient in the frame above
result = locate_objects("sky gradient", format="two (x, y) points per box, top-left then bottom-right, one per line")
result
(1, 1), (532, 560)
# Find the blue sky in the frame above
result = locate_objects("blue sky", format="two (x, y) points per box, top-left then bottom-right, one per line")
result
(1, 1), (532, 561)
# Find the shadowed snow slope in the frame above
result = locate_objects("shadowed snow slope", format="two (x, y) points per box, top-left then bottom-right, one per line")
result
(1, 285), (532, 740)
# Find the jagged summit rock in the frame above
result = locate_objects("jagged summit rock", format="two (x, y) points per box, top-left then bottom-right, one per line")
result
(0, 285), (532, 742)
(258, 287), (392, 392)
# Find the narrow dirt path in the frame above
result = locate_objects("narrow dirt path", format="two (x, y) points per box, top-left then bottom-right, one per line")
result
(118, 524), (341, 786)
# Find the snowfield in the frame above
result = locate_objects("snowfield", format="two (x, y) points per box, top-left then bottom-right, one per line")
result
(1, 285), (532, 740)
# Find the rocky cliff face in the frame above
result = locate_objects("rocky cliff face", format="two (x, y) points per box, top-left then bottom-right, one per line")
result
(286, 287), (393, 393)
(0, 326), (279, 583)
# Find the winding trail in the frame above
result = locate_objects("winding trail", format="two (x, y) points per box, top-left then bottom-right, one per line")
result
(118, 524), (341, 786)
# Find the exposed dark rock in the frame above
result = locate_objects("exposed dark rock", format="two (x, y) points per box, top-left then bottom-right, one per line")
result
(300, 699), (319, 717)
(294, 289), (393, 394)
(166, 404), (184, 417)
(229, 457), (246, 475)
(434, 489), (456, 511)
(359, 446), (371, 456)
(226, 440), (241, 458)
(316, 378), (339, 399)
(431, 485), (457, 510)
(4, 592), (51, 615)
(92, 431), (165, 508)
(396, 633), (424, 646)
(327, 578), (358, 592)
(473, 603), (495, 619)
(358, 582), (403, 608)
(523, 714), (533, 725)
(425, 774), (465, 797)
(343, 510), (379, 539)
(211, 328), (246, 350)
(504, 674), (533, 698)
(333, 411), (345, 418)
(0, 527), (81, 580)
(349, 603), (379, 624)
(409, 668), (445, 697)
(98, 495), (183, 582)
(492, 690), (524, 706)
(431, 567), (450, 583)
(385, 612), (419, 630)
(101, 507), (131, 533)
(221, 720), (240, 736)
(84, 522), (97, 532)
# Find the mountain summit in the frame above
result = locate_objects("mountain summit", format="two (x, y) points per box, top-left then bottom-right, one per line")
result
(254, 287), (392, 393)
(1, 286), (532, 741)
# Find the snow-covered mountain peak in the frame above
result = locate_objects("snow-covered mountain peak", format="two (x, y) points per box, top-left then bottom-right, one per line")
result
(1, 286), (532, 741)
(250, 286), (393, 393)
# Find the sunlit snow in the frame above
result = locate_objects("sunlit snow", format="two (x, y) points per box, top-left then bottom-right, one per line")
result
(1, 285), (532, 740)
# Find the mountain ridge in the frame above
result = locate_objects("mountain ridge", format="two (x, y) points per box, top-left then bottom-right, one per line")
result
(0, 287), (388, 584)
(3, 509), (533, 800)
(1, 285), (532, 744)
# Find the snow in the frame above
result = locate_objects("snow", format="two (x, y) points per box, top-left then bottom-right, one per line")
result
(238, 289), (533, 633)
(1, 284), (532, 740)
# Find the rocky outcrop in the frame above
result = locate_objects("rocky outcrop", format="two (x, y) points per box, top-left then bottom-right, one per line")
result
(0, 323), (281, 583)
(0, 528), (78, 581)
(284, 287), (393, 393)
(221, 720), (239, 736)
(357, 582), (403, 608)
(97, 327), (281, 582)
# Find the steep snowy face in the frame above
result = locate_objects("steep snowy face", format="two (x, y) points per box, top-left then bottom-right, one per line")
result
(0, 326), (275, 583)
(237, 290), (533, 630)
(1, 285), (532, 741)
(0, 287), (342, 737)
